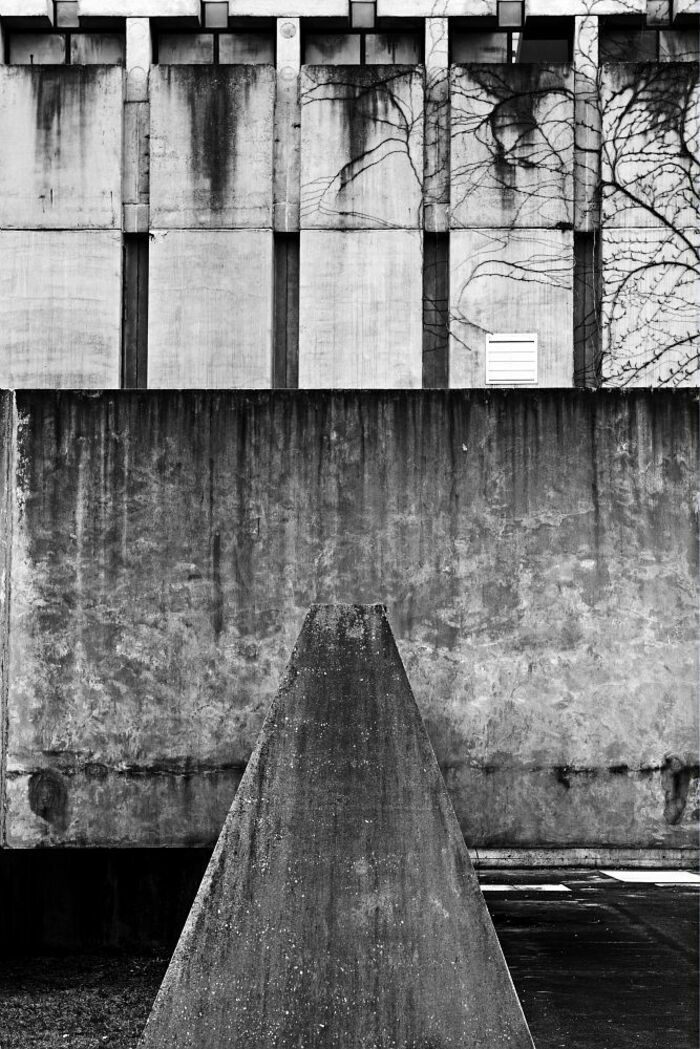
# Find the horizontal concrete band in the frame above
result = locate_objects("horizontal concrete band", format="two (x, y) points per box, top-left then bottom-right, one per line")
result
(471, 848), (700, 868)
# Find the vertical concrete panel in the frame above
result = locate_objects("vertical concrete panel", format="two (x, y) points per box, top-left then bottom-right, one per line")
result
(6, 391), (697, 848)
(0, 231), (122, 388)
(0, 67), (122, 229)
(450, 65), (574, 229)
(148, 230), (274, 388)
(449, 228), (574, 387)
(300, 67), (424, 229)
(298, 230), (423, 388)
(600, 227), (699, 387)
(150, 66), (275, 229)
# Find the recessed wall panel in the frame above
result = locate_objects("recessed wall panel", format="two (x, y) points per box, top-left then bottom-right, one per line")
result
(148, 230), (274, 388)
(298, 230), (422, 388)
(0, 230), (121, 388)
(450, 228), (574, 387)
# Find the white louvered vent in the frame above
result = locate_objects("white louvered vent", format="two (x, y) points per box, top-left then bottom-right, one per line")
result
(485, 333), (538, 386)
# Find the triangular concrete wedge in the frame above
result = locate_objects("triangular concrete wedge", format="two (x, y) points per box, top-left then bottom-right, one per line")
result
(140, 604), (535, 1049)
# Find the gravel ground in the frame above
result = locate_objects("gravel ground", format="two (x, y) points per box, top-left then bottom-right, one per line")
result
(0, 956), (167, 1049)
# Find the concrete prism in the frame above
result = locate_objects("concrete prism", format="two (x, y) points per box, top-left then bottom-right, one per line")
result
(139, 603), (534, 1049)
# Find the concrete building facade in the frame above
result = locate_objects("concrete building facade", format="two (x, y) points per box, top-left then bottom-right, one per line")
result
(0, 0), (697, 867)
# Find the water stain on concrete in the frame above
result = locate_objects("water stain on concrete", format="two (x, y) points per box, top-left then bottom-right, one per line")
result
(28, 768), (69, 833)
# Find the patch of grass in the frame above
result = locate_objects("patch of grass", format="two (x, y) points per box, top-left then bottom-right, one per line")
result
(0, 956), (168, 1049)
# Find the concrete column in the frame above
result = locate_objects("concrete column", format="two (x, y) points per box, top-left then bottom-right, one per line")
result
(573, 15), (600, 233)
(0, 20), (6, 65)
(123, 17), (151, 233)
(274, 17), (301, 231)
(424, 16), (449, 232)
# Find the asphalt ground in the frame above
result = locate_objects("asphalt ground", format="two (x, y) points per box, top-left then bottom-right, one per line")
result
(0, 868), (696, 1049)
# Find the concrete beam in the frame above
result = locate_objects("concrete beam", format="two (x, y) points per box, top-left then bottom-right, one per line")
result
(78, 0), (198, 14)
(527, 0), (645, 13)
(674, 0), (700, 16)
(140, 604), (535, 1049)
(378, 0), (494, 13)
(0, 0), (54, 18)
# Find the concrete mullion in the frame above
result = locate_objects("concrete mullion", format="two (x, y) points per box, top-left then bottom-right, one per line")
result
(574, 15), (600, 233)
(424, 17), (449, 233)
(274, 17), (301, 232)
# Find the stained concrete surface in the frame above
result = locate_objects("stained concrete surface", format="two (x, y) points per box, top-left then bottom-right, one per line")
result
(4, 390), (698, 850)
(0, 872), (696, 1049)
(140, 604), (534, 1048)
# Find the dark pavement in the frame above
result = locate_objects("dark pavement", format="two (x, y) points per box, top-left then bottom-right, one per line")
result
(484, 869), (699, 1049)
(0, 868), (696, 1048)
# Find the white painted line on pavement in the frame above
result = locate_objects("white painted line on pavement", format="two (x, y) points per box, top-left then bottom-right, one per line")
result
(601, 870), (700, 884)
(480, 884), (572, 893)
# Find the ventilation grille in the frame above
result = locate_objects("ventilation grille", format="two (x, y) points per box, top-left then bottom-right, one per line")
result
(485, 333), (538, 386)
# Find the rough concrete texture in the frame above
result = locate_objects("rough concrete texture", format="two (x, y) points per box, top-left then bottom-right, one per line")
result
(300, 67), (423, 229)
(0, 231), (122, 388)
(600, 226), (699, 388)
(449, 228), (574, 387)
(0, 67), (122, 230)
(298, 230), (423, 388)
(147, 230), (274, 388)
(450, 65), (574, 230)
(150, 66), (275, 229)
(600, 63), (699, 230)
(4, 391), (698, 849)
(139, 604), (534, 1049)
(0, 392), (13, 846)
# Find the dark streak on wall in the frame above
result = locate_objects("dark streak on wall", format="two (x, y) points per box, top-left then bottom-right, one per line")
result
(5, 390), (699, 850)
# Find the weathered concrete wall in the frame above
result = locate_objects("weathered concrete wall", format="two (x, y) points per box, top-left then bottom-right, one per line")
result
(300, 67), (423, 229)
(0, 392), (13, 847)
(298, 230), (423, 388)
(449, 229), (574, 387)
(600, 64), (699, 387)
(5, 391), (697, 850)
(0, 231), (122, 389)
(150, 66), (275, 229)
(147, 230), (274, 388)
(450, 65), (574, 229)
(0, 67), (122, 229)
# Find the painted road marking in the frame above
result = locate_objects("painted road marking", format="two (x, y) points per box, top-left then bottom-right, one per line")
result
(480, 884), (572, 893)
(601, 870), (700, 884)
